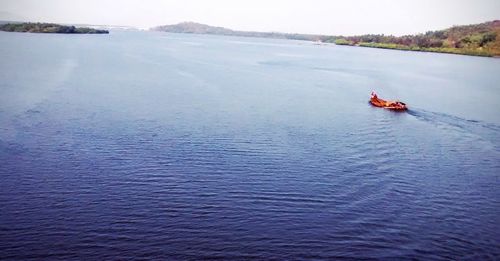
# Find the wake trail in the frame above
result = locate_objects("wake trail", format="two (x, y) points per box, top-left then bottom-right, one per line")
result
(407, 108), (500, 152)
(407, 109), (500, 132)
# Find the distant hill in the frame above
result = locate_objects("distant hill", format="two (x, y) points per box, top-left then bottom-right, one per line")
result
(334, 20), (500, 57)
(152, 22), (334, 42)
(153, 22), (233, 35)
(153, 21), (500, 57)
(0, 22), (109, 34)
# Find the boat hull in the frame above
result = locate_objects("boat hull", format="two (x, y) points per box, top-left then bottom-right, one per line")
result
(370, 98), (408, 111)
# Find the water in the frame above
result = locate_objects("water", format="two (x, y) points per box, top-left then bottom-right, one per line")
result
(1, 30), (499, 260)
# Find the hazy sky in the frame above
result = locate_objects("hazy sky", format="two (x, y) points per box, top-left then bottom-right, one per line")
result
(1, 0), (499, 35)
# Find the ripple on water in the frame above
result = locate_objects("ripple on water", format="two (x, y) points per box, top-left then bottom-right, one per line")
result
(1, 32), (500, 260)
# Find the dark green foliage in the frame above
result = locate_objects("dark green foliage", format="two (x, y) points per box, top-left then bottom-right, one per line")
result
(425, 30), (447, 39)
(334, 38), (354, 45)
(0, 22), (109, 34)
(479, 32), (496, 46)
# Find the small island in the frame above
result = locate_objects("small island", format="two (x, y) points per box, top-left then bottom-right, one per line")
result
(0, 22), (109, 34)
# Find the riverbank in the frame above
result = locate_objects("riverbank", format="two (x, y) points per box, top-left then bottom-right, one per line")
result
(335, 41), (494, 57)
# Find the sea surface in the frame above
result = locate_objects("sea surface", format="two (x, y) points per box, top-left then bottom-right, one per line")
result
(1, 31), (499, 260)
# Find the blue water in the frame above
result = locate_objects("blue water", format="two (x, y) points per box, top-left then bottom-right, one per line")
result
(1, 31), (499, 260)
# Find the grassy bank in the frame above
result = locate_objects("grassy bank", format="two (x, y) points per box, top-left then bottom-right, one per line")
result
(356, 42), (493, 57)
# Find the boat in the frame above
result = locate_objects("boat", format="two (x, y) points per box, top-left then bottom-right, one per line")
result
(369, 91), (408, 111)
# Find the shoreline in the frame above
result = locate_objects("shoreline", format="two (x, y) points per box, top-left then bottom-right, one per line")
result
(334, 42), (497, 58)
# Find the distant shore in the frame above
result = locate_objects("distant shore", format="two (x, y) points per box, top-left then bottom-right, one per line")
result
(2, 20), (498, 57)
(153, 21), (500, 57)
(0, 22), (109, 34)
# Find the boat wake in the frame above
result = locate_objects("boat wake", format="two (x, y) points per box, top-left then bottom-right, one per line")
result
(407, 109), (500, 132)
(407, 108), (500, 151)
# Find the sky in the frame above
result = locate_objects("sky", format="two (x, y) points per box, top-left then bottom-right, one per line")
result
(0, 0), (499, 35)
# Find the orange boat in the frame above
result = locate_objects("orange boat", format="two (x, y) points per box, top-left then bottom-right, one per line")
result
(369, 91), (408, 111)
